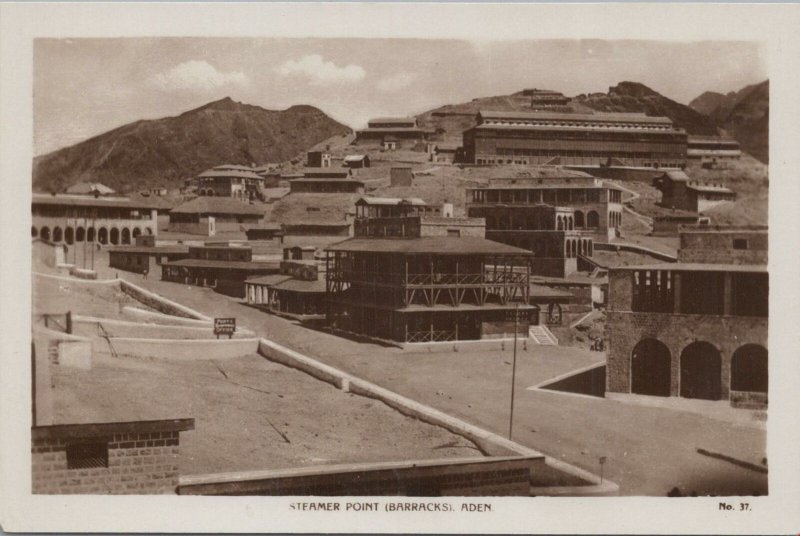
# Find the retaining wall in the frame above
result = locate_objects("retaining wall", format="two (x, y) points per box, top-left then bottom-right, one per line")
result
(111, 337), (259, 360)
(119, 280), (211, 320)
(72, 315), (254, 340)
(121, 307), (213, 326)
(256, 338), (618, 496)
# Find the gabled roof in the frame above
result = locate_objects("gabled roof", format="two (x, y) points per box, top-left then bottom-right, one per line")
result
(344, 155), (369, 162)
(170, 197), (265, 216)
(687, 183), (735, 194)
(326, 236), (533, 256)
(660, 170), (691, 182)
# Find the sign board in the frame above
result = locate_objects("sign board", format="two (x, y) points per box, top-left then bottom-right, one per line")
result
(213, 318), (236, 339)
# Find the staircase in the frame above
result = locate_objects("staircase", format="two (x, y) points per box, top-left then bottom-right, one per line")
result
(529, 325), (558, 346)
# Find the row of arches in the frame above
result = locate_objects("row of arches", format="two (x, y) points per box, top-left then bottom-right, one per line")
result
(198, 189), (216, 196)
(487, 210), (602, 231)
(631, 339), (767, 400)
(32, 225), (152, 245)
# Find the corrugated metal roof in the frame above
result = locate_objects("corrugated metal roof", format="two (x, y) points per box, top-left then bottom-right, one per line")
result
(478, 110), (674, 125)
(170, 197), (265, 215)
(246, 274), (292, 286)
(271, 278), (327, 293)
(32, 194), (160, 209)
(163, 258), (279, 270)
(661, 170), (691, 182)
(687, 184), (735, 194)
(326, 236), (533, 255)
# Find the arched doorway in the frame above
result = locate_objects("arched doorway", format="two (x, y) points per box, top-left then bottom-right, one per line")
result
(547, 303), (562, 325)
(587, 211), (600, 228)
(121, 228), (131, 244)
(87, 227), (95, 242)
(680, 341), (722, 400)
(631, 338), (672, 396)
(731, 344), (768, 393)
(575, 211), (585, 228)
(65, 226), (74, 245)
(31, 226), (38, 238)
(53, 226), (63, 242)
(98, 227), (108, 244)
(132, 227), (141, 239)
(40, 227), (50, 241)
(557, 216), (564, 230)
(76, 227), (85, 242)
(145, 227), (153, 235)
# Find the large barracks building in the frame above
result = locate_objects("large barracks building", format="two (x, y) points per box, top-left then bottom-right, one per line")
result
(463, 110), (688, 168)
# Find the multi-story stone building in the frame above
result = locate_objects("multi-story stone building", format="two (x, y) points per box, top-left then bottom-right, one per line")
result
(605, 225), (767, 407)
(32, 193), (159, 245)
(686, 136), (742, 166)
(463, 110), (687, 168)
(193, 165), (266, 201)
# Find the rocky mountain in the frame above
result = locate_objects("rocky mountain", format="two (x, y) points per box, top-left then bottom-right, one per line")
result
(690, 80), (769, 163)
(417, 81), (721, 141)
(33, 98), (352, 193)
(688, 91), (728, 116)
(572, 82), (719, 135)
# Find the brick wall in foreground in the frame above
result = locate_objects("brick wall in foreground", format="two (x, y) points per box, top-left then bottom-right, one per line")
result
(32, 418), (194, 495)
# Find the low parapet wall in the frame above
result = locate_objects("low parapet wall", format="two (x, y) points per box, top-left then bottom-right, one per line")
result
(121, 307), (213, 326)
(256, 338), (618, 496)
(178, 456), (543, 496)
(120, 280), (212, 321)
(109, 337), (260, 360)
(72, 315), (254, 340)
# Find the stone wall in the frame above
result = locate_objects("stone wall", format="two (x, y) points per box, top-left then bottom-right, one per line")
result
(119, 280), (210, 320)
(31, 419), (194, 494)
(605, 310), (768, 398)
(178, 456), (538, 496)
(678, 230), (768, 264)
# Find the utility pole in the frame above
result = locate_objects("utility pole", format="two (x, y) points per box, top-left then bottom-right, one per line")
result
(508, 302), (519, 440)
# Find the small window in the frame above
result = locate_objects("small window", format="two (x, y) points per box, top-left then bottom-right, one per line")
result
(733, 239), (749, 250)
(66, 442), (109, 469)
(447, 229), (461, 237)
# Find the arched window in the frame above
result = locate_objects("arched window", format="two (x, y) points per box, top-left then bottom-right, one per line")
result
(98, 227), (108, 244)
(40, 227), (51, 240)
(574, 211), (585, 228)
(76, 227), (85, 242)
(86, 227), (96, 242)
(52, 226), (63, 242)
(587, 211), (600, 228)
(631, 338), (672, 396)
(65, 227), (74, 245)
(110, 227), (119, 245)
(121, 228), (131, 244)
(132, 227), (141, 239)
(680, 341), (722, 400)
(731, 344), (768, 393)
(556, 216), (564, 230)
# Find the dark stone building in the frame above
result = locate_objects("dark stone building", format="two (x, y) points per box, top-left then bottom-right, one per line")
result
(605, 226), (767, 408)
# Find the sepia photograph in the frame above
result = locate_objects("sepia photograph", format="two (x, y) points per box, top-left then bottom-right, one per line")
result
(1, 2), (799, 534)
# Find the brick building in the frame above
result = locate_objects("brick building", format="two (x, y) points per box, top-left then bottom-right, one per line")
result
(326, 205), (534, 344)
(307, 150), (332, 168)
(463, 110), (687, 168)
(653, 170), (737, 213)
(605, 226), (767, 407)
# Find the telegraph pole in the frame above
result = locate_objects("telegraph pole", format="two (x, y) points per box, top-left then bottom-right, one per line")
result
(508, 302), (519, 440)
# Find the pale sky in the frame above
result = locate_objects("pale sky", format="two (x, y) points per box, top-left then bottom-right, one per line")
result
(33, 38), (767, 156)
